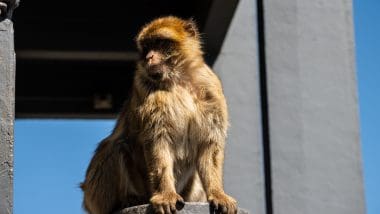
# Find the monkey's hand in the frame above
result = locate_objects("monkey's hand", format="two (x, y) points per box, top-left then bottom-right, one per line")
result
(150, 192), (185, 214)
(208, 191), (238, 214)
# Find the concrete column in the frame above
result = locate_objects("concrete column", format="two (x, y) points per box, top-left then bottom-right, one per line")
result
(213, 0), (265, 213)
(0, 1), (17, 213)
(263, 0), (365, 213)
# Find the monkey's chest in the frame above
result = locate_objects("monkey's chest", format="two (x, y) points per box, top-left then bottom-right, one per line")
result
(138, 89), (198, 158)
(140, 89), (196, 132)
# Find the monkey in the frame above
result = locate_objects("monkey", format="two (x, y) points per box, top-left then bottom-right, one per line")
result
(81, 16), (237, 214)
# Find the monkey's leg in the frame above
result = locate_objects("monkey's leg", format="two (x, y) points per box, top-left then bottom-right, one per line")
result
(197, 141), (237, 214)
(143, 140), (185, 214)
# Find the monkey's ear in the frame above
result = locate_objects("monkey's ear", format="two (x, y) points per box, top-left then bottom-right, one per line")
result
(184, 18), (199, 37)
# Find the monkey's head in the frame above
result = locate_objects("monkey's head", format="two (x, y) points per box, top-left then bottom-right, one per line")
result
(136, 16), (203, 84)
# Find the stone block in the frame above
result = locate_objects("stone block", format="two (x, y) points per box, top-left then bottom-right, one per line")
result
(117, 203), (249, 214)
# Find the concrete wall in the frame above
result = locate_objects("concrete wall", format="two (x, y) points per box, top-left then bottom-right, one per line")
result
(264, 0), (365, 213)
(213, 0), (266, 213)
(214, 0), (365, 213)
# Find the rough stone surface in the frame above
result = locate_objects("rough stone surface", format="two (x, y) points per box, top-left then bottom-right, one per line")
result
(0, 18), (15, 214)
(117, 203), (248, 214)
(212, 0), (265, 213)
(264, 0), (365, 213)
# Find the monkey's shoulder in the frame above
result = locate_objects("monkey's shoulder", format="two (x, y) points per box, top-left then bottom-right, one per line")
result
(189, 65), (225, 103)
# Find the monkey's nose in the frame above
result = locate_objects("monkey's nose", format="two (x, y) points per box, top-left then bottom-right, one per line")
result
(146, 51), (161, 65)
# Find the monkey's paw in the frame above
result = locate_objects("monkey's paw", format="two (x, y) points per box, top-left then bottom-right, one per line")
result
(150, 192), (185, 214)
(208, 191), (237, 214)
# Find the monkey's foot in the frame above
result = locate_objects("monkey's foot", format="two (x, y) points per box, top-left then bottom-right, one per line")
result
(208, 191), (238, 214)
(150, 192), (185, 214)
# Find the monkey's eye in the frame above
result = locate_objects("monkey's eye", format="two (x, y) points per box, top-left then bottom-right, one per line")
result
(139, 38), (176, 59)
(140, 44), (150, 57)
(158, 38), (177, 51)
(141, 47), (148, 57)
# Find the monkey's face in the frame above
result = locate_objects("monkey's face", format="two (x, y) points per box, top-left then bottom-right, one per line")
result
(136, 16), (203, 84)
(139, 37), (180, 81)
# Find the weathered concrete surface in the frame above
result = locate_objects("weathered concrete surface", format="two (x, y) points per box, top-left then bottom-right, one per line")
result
(0, 18), (16, 214)
(212, 0), (265, 213)
(117, 203), (248, 214)
(264, 0), (365, 214)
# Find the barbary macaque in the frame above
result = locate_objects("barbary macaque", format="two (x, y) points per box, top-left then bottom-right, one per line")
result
(81, 16), (237, 214)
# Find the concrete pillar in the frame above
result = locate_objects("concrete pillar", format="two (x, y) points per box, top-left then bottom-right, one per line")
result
(213, 0), (265, 213)
(263, 0), (365, 213)
(0, 1), (17, 213)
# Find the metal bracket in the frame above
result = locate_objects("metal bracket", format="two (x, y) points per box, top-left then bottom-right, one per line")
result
(0, 2), (7, 17)
(0, 0), (18, 20)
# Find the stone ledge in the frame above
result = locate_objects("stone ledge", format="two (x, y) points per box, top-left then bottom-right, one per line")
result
(116, 202), (249, 214)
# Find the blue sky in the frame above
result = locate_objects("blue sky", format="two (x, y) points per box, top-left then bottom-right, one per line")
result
(14, 120), (115, 213)
(14, 1), (379, 214)
(354, 0), (380, 214)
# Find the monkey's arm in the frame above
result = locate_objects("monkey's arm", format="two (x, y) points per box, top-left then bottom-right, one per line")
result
(143, 139), (185, 214)
(197, 138), (225, 195)
(197, 137), (237, 214)
(196, 68), (238, 214)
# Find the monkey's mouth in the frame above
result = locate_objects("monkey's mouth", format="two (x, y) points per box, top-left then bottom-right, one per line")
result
(146, 65), (169, 81)
(149, 70), (163, 80)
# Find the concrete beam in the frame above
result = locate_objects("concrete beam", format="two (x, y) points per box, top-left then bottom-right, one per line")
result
(16, 50), (139, 61)
(262, 0), (365, 213)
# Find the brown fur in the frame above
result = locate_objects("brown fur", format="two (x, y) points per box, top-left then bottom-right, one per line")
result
(81, 16), (237, 214)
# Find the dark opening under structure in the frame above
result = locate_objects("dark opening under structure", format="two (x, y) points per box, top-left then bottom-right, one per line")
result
(14, 0), (238, 118)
